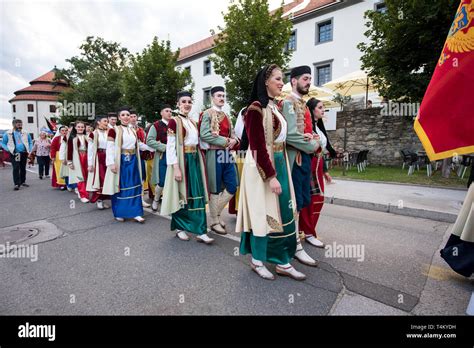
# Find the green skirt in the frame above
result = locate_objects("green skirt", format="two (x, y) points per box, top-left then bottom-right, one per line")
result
(240, 151), (296, 265)
(171, 152), (207, 235)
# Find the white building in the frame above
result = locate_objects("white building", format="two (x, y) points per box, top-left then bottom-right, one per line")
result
(176, 0), (386, 127)
(9, 68), (68, 139)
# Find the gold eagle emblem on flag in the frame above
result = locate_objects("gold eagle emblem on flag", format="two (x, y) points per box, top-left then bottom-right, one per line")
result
(446, 1), (474, 53)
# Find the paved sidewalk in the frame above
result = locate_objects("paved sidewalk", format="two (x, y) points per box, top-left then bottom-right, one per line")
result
(325, 179), (467, 223)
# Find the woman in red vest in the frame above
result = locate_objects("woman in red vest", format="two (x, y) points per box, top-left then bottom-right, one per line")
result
(67, 121), (90, 203)
(299, 98), (335, 248)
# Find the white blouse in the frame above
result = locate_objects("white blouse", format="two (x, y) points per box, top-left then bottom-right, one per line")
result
(59, 138), (67, 161)
(97, 130), (108, 149)
(106, 126), (137, 166)
(77, 135), (87, 151)
(166, 116), (198, 166)
(314, 124), (327, 151)
(121, 126), (137, 150)
(87, 130), (108, 167)
(270, 104), (287, 143)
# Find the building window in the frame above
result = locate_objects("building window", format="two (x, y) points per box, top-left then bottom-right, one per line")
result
(285, 31), (297, 52)
(314, 62), (332, 86)
(49, 105), (56, 113)
(284, 71), (291, 83)
(27, 116), (34, 124)
(29, 133), (34, 140)
(203, 88), (212, 106)
(316, 19), (333, 44)
(375, 2), (387, 14)
(12, 105), (16, 113)
(27, 104), (34, 112)
(203, 60), (211, 76)
(184, 66), (191, 74)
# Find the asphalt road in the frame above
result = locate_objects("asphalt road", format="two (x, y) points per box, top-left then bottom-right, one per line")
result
(0, 165), (472, 315)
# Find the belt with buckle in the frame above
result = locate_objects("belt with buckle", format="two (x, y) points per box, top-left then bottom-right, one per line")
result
(184, 146), (197, 153)
(122, 149), (136, 155)
(273, 143), (285, 153)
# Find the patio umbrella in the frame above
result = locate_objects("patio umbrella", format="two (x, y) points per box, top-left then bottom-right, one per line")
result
(280, 82), (334, 101)
(323, 70), (376, 106)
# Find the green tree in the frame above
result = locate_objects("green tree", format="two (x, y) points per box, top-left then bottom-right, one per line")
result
(210, 0), (293, 112)
(122, 37), (192, 123)
(56, 36), (130, 124)
(357, 0), (459, 103)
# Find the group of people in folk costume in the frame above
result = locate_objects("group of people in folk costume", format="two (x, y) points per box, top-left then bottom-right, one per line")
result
(47, 64), (334, 281)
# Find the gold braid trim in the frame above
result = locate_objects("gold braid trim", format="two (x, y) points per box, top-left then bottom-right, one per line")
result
(267, 215), (283, 232)
(247, 103), (263, 116)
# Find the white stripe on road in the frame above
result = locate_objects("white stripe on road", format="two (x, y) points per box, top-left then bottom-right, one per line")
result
(4, 161), (41, 174)
(2, 166), (243, 243)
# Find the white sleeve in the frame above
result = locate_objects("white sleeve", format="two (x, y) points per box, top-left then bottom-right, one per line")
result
(87, 140), (94, 167)
(59, 141), (66, 161)
(139, 142), (155, 152)
(234, 109), (245, 140)
(166, 135), (177, 165)
(106, 140), (116, 166)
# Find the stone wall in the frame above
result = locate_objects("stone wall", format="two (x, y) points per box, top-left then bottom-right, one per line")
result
(326, 107), (423, 166)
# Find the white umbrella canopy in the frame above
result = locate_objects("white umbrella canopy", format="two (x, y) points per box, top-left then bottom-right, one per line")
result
(318, 96), (339, 109)
(280, 82), (335, 100)
(323, 69), (376, 98)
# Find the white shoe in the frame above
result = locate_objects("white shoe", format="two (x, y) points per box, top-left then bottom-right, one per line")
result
(67, 187), (73, 192)
(306, 236), (325, 248)
(97, 200), (104, 210)
(134, 216), (145, 224)
(176, 230), (190, 241)
(142, 199), (151, 208)
(294, 247), (319, 267)
(103, 202), (110, 209)
(75, 188), (79, 194)
(80, 197), (89, 203)
(115, 217), (125, 222)
(276, 265), (306, 281)
(151, 199), (159, 212)
(196, 234), (214, 245)
(250, 261), (275, 280)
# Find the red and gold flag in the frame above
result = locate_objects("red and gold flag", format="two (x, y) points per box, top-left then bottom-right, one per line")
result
(414, 0), (474, 160)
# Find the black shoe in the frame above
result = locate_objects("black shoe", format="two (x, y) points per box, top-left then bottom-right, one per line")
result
(22, 183), (29, 187)
(14, 186), (20, 191)
(39, 176), (43, 180)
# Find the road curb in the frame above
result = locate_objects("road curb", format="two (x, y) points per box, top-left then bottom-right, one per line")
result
(324, 196), (457, 223)
(332, 176), (468, 192)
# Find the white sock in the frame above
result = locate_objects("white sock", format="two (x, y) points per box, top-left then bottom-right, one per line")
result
(278, 263), (291, 268)
(252, 258), (263, 266)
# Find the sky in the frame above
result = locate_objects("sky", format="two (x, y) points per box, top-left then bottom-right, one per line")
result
(0, 0), (286, 123)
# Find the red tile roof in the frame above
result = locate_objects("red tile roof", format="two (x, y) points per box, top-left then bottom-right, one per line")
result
(16, 84), (69, 93)
(178, 35), (217, 61)
(177, 0), (338, 62)
(30, 69), (68, 85)
(9, 94), (60, 102)
(10, 68), (70, 103)
(281, 0), (337, 18)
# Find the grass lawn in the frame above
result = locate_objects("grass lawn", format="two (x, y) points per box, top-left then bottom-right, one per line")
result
(330, 164), (470, 189)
